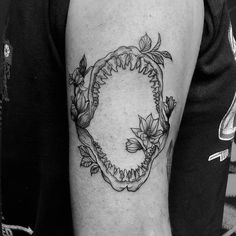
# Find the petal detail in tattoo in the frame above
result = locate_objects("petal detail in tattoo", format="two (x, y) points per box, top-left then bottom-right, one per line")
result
(139, 33), (152, 52)
(126, 138), (143, 153)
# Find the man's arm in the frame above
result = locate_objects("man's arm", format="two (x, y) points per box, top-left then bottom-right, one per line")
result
(66, 1), (204, 235)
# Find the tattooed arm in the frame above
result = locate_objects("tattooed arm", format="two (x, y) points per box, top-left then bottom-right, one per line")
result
(66, 0), (204, 235)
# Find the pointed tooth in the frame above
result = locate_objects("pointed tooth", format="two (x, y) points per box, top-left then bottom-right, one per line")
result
(93, 92), (99, 98)
(108, 57), (118, 72)
(97, 70), (108, 80)
(102, 63), (112, 76)
(116, 57), (121, 67)
(96, 76), (106, 85)
(101, 69), (110, 76)
(100, 156), (106, 163)
(93, 98), (99, 104)
(92, 142), (98, 148)
(109, 165), (115, 174)
(113, 167), (119, 179)
(129, 54), (137, 70)
(143, 68), (148, 75)
(113, 166), (118, 175)
(131, 169), (135, 176)
(123, 169), (128, 181)
(104, 161), (108, 168)
(148, 70), (156, 78)
(98, 151), (106, 157)
(97, 70), (107, 79)
(110, 165), (115, 174)
(108, 162), (112, 169)
(138, 166), (146, 176)
(100, 155), (106, 162)
(94, 82), (101, 89)
(143, 63), (152, 75)
(93, 88), (100, 94)
(96, 147), (103, 153)
(141, 163), (148, 171)
(102, 73), (109, 80)
(116, 167), (120, 179)
(104, 161), (110, 168)
(138, 58), (147, 73)
(150, 76), (158, 83)
(153, 92), (160, 98)
(152, 87), (159, 93)
(130, 169), (136, 182)
(155, 95), (160, 102)
(127, 170), (131, 181)
(135, 169), (140, 179)
(151, 82), (159, 89)
(125, 54), (131, 66)
(119, 54), (127, 69)
(119, 169), (124, 181)
(135, 57), (141, 69)
(144, 158), (151, 165)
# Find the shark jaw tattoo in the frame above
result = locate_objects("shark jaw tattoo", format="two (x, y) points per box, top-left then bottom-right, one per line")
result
(69, 33), (176, 192)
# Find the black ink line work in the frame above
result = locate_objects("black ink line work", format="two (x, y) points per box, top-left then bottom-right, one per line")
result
(69, 33), (176, 192)
(166, 140), (174, 180)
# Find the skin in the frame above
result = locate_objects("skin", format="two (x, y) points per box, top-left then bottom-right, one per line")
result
(66, 0), (204, 235)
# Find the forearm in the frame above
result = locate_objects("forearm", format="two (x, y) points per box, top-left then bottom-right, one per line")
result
(66, 0), (204, 235)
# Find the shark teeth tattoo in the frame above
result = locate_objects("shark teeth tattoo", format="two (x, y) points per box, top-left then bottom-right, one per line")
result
(69, 33), (176, 192)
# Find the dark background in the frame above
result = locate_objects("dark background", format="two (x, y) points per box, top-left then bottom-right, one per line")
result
(0, 1), (10, 40)
(228, 0), (236, 10)
(2, 0), (236, 37)
(0, 0), (10, 232)
(229, 1), (236, 38)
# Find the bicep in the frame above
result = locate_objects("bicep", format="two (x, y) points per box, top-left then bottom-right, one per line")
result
(66, 1), (204, 235)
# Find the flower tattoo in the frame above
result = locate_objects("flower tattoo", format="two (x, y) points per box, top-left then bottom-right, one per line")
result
(127, 114), (163, 152)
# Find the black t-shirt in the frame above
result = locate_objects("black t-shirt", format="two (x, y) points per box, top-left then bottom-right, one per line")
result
(1, 0), (72, 236)
(0, 0), (235, 236)
(169, 1), (236, 236)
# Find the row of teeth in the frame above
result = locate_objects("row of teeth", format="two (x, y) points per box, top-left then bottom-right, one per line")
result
(92, 53), (161, 107)
(96, 148), (151, 183)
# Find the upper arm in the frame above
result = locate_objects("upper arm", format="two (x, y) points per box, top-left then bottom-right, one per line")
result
(66, 1), (204, 235)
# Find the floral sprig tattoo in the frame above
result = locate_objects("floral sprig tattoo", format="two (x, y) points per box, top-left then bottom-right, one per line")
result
(69, 33), (176, 192)
(126, 104), (175, 154)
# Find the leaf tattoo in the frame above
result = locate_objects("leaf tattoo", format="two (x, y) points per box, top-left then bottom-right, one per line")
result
(79, 54), (87, 77)
(152, 33), (161, 51)
(80, 157), (93, 167)
(138, 33), (172, 66)
(139, 33), (152, 52)
(78, 145), (101, 175)
(90, 164), (100, 175)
